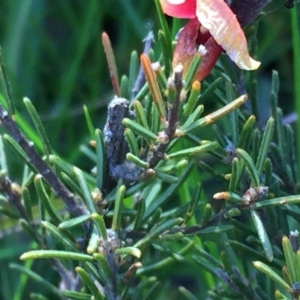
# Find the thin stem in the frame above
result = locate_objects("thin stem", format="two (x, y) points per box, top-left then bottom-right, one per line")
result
(148, 68), (183, 168)
(166, 69), (182, 136)
(132, 31), (154, 99)
(0, 177), (28, 221)
(0, 105), (88, 221)
(163, 202), (246, 236)
(53, 259), (80, 291)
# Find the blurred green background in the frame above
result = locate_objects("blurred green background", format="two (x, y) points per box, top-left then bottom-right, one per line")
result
(0, 0), (156, 163)
(0, 0), (298, 299)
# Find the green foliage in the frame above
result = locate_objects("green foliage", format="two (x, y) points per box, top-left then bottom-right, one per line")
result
(0, 1), (300, 300)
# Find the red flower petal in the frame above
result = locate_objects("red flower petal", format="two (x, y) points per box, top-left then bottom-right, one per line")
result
(195, 37), (223, 81)
(172, 18), (223, 81)
(172, 18), (200, 72)
(160, 0), (196, 19)
(196, 0), (260, 70)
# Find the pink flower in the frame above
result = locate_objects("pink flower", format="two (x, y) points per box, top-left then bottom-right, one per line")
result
(160, 0), (260, 81)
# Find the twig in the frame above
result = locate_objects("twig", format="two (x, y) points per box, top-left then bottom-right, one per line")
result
(53, 259), (80, 291)
(0, 105), (88, 220)
(164, 186), (269, 236)
(132, 31), (155, 99)
(100, 229), (121, 300)
(0, 177), (28, 221)
(166, 67), (183, 136)
(103, 97), (142, 189)
(148, 67), (183, 168)
(283, 112), (297, 125)
(163, 203), (243, 236)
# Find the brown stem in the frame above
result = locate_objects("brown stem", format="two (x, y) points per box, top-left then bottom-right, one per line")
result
(0, 177), (28, 221)
(148, 69), (183, 168)
(132, 31), (155, 99)
(0, 105), (88, 221)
